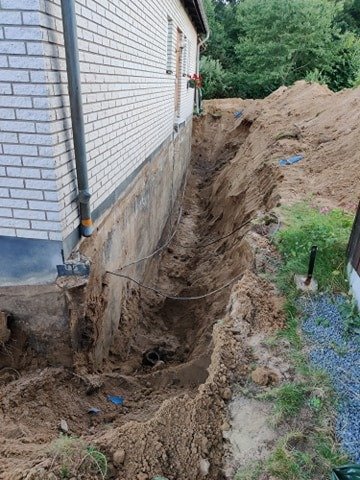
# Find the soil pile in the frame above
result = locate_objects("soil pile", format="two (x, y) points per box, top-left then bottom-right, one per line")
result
(199, 80), (360, 214)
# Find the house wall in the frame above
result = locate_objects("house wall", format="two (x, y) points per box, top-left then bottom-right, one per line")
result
(0, 118), (192, 368)
(0, 0), (198, 270)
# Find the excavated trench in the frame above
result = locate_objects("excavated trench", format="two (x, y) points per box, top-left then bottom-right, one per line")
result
(0, 109), (282, 479)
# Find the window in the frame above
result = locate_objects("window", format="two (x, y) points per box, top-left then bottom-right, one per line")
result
(182, 35), (188, 77)
(166, 17), (174, 74)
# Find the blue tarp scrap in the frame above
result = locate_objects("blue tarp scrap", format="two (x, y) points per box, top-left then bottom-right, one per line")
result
(234, 110), (243, 119)
(279, 154), (304, 166)
(107, 395), (124, 405)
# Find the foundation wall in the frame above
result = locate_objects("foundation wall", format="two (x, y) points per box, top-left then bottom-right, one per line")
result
(0, 120), (192, 368)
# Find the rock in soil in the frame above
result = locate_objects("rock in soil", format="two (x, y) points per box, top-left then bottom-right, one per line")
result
(251, 366), (280, 386)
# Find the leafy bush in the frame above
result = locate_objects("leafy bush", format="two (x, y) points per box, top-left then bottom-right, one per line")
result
(200, 56), (228, 99)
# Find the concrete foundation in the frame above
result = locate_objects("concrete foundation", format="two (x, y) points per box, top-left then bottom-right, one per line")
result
(0, 121), (192, 369)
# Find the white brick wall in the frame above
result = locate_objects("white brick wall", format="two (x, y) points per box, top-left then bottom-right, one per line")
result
(0, 0), (199, 242)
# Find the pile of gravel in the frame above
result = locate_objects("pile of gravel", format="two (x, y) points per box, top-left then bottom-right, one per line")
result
(300, 294), (360, 462)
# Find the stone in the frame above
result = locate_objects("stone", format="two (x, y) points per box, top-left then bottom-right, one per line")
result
(199, 458), (210, 476)
(294, 274), (318, 293)
(221, 388), (232, 401)
(222, 421), (230, 431)
(137, 474), (148, 480)
(113, 448), (126, 465)
(59, 419), (69, 433)
(251, 366), (280, 386)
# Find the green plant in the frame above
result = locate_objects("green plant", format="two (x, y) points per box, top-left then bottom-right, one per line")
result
(49, 435), (107, 479)
(235, 462), (262, 480)
(339, 297), (360, 335)
(267, 382), (308, 418)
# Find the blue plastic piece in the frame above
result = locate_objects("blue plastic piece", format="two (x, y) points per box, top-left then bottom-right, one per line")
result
(279, 155), (304, 166)
(107, 395), (124, 405)
(234, 111), (243, 119)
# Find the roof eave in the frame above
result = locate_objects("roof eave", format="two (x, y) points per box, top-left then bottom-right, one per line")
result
(182, 0), (209, 36)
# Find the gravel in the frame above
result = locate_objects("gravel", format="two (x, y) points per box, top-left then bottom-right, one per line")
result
(299, 294), (360, 462)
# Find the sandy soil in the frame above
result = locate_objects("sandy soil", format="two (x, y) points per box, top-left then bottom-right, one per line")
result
(0, 81), (359, 479)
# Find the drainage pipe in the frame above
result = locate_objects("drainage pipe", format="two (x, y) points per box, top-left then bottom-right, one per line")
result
(60, 0), (93, 237)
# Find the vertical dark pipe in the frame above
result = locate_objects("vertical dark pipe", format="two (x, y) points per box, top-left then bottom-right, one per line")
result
(60, 0), (93, 237)
(305, 245), (318, 286)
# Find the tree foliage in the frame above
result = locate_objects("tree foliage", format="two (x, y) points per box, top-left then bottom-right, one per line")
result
(200, 0), (360, 99)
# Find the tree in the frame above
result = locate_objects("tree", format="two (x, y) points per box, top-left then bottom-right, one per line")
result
(234, 0), (343, 98)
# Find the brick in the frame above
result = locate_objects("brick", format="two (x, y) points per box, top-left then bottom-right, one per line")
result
(16, 109), (53, 121)
(0, 188), (9, 197)
(31, 220), (61, 231)
(46, 211), (60, 221)
(0, 198), (27, 208)
(0, 41), (26, 54)
(0, 108), (15, 119)
(0, 207), (12, 217)
(38, 146), (54, 157)
(0, 132), (18, 143)
(9, 55), (44, 69)
(0, 84), (12, 94)
(0, 95), (32, 108)
(22, 156), (54, 168)
(25, 178), (57, 190)
(19, 133), (53, 145)
(0, 70), (29, 82)
(44, 191), (58, 201)
(0, 217), (29, 228)
(10, 188), (43, 199)
(2, 0), (40, 9)
(3, 144), (37, 156)
(0, 155), (22, 166)
(13, 83), (48, 96)
(7, 167), (40, 178)
(14, 209), (45, 220)
(0, 56), (8, 67)
(41, 168), (56, 179)
(4, 27), (43, 41)
(29, 200), (60, 211)
(0, 227), (15, 236)
(0, 177), (24, 188)
(0, 12), (22, 25)
(16, 228), (49, 239)
(49, 231), (62, 241)
(0, 121), (35, 133)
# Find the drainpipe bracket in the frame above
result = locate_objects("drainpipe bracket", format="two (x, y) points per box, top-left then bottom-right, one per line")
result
(78, 189), (91, 204)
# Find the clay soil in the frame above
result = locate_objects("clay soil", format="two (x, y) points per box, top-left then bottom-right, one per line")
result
(0, 81), (359, 480)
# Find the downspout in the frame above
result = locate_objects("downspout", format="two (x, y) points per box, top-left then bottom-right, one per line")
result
(60, 0), (93, 237)
(195, 31), (210, 115)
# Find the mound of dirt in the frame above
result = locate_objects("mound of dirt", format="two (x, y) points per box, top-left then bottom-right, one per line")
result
(200, 81), (360, 214)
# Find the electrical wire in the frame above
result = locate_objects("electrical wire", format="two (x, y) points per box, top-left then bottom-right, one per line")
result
(105, 270), (244, 301)
(119, 167), (188, 271)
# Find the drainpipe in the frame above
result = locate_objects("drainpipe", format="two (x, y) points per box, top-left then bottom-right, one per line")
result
(195, 29), (210, 115)
(60, 0), (93, 237)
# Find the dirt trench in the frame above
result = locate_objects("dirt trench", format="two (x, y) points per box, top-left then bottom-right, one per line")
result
(0, 110), (283, 480)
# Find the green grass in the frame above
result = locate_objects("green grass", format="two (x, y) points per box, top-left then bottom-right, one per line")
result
(275, 203), (353, 294)
(49, 435), (108, 479)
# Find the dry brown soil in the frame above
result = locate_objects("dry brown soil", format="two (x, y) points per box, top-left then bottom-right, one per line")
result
(0, 81), (359, 479)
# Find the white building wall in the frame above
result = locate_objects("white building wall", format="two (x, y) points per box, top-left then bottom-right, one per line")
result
(0, 0), (198, 242)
